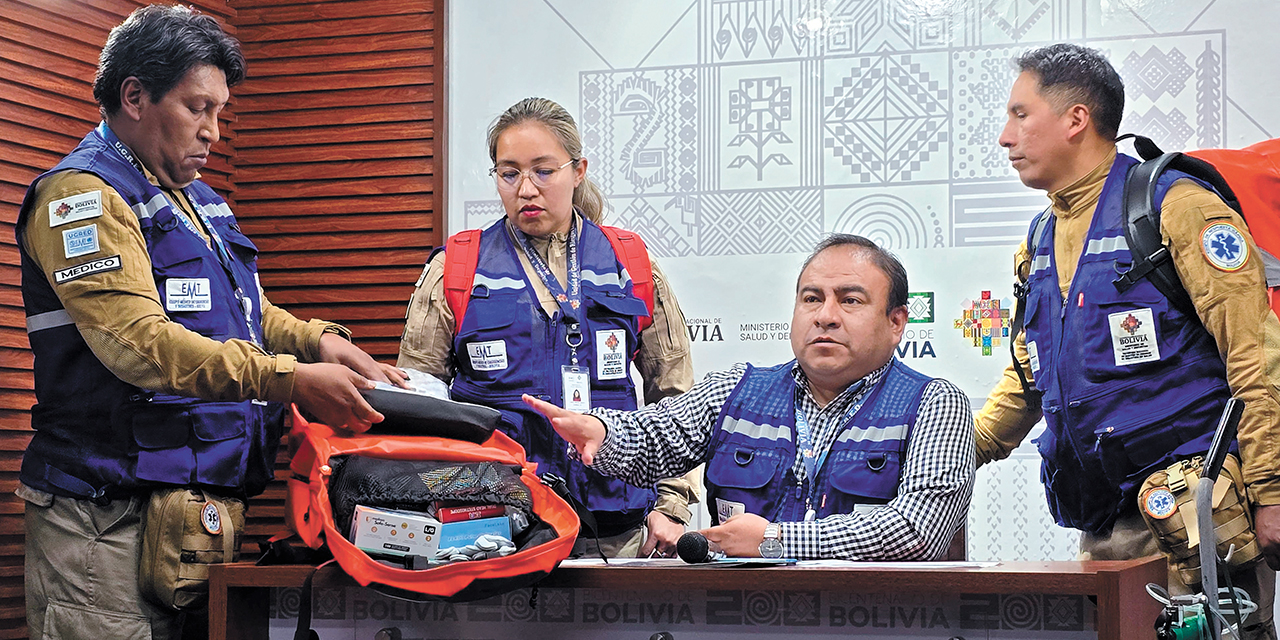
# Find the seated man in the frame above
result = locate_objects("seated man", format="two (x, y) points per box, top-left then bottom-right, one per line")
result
(527, 234), (974, 560)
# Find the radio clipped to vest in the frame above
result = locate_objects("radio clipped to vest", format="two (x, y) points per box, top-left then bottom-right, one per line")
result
(1138, 453), (1260, 587)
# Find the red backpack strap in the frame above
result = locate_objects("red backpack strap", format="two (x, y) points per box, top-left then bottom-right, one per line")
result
(600, 225), (655, 333)
(442, 230), (483, 335)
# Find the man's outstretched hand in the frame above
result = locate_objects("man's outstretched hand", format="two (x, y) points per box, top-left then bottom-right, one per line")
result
(522, 394), (607, 465)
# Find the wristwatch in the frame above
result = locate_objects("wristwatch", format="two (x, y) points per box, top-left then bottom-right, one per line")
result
(758, 523), (784, 558)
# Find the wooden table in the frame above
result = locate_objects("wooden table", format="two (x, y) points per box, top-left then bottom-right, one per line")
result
(210, 556), (1166, 640)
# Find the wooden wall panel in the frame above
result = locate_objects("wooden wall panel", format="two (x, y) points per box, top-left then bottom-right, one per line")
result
(229, 0), (439, 363)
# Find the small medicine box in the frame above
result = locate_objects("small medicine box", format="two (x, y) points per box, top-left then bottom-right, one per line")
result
(349, 505), (441, 558)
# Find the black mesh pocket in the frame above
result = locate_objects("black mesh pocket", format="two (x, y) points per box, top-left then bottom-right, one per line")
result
(327, 455), (535, 534)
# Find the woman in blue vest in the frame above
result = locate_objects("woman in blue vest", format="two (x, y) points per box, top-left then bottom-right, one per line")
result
(398, 98), (700, 557)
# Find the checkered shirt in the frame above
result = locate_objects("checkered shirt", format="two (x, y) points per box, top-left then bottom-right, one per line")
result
(590, 359), (974, 561)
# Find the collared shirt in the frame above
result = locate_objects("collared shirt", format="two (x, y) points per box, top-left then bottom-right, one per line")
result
(397, 214), (701, 523)
(22, 168), (333, 403)
(975, 149), (1280, 505)
(588, 360), (975, 561)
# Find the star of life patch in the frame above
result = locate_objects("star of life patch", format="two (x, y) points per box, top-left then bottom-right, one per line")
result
(53, 254), (121, 284)
(1200, 222), (1250, 272)
(200, 502), (222, 535)
(1141, 487), (1177, 520)
(48, 190), (103, 227)
(62, 224), (99, 258)
(1108, 307), (1161, 367)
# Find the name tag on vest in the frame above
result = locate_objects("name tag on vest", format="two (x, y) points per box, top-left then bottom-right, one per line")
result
(166, 278), (212, 312)
(467, 340), (508, 371)
(1108, 307), (1161, 366)
(595, 329), (627, 380)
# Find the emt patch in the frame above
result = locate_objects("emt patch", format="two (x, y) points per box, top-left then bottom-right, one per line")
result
(48, 191), (103, 228)
(466, 340), (508, 371)
(53, 255), (121, 284)
(165, 278), (212, 312)
(1141, 487), (1177, 520)
(62, 224), (99, 258)
(1200, 222), (1250, 272)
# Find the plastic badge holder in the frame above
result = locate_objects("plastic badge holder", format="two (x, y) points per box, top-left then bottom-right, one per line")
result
(359, 381), (501, 443)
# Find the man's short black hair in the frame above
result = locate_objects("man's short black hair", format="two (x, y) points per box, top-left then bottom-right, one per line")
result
(797, 234), (909, 315)
(1014, 43), (1125, 140)
(94, 4), (245, 117)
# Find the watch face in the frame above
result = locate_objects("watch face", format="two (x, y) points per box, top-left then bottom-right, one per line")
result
(759, 538), (785, 559)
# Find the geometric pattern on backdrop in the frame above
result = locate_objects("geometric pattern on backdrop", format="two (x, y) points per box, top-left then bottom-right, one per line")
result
(961, 0), (1073, 46)
(701, 0), (818, 63)
(611, 196), (697, 258)
(951, 46), (1021, 181)
(823, 53), (949, 184)
(464, 200), (504, 232)
(825, 0), (951, 53)
(968, 449), (1080, 562)
(580, 67), (699, 197)
(727, 75), (795, 182)
(1103, 34), (1224, 154)
(699, 188), (822, 255)
(829, 192), (945, 249)
(950, 181), (1045, 247)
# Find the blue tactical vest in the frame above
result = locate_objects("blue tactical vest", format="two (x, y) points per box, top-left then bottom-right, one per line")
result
(17, 123), (284, 502)
(703, 359), (932, 524)
(448, 217), (656, 537)
(1025, 153), (1231, 535)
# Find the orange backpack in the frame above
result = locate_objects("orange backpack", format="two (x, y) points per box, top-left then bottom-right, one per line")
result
(441, 225), (656, 334)
(284, 406), (578, 600)
(1117, 135), (1280, 317)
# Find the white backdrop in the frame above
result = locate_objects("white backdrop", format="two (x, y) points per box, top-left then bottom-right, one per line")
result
(446, 0), (1280, 562)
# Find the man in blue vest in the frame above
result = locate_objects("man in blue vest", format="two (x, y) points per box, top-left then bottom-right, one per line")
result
(975, 43), (1280, 638)
(16, 6), (405, 639)
(526, 234), (974, 560)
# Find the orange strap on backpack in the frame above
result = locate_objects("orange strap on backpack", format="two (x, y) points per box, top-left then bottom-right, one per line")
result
(441, 225), (655, 334)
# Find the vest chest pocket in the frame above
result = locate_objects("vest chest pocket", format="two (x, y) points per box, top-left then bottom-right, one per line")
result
(219, 226), (260, 270)
(584, 290), (644, 390)
(828, 449), (901, 505)
(1074, 291), (1167, 383)
(585, 290), (648, 320)
(706, 445), (784, 519)
(455, 301), (534, 388)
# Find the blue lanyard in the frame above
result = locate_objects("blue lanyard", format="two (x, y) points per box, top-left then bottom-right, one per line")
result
(511, 217), (583, 329)
(794, 383), (866, 502)
(98, 123), (262, 346)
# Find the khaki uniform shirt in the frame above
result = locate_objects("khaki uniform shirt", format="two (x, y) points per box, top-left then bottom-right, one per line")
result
(975, 150), (1280, 505)
(22, 169), (334, 404)
(398, 216), (701, 522)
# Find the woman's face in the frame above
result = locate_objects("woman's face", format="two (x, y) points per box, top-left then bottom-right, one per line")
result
(493, 122), (586, 238)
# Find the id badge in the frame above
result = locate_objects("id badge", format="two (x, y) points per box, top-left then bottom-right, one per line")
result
(562, 365), (591, 412)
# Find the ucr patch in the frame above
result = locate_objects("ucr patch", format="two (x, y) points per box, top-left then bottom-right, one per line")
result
(200, 501), (222, 535)
(1141, 487), (1177, 520)
(1200, 222), (1250, 272)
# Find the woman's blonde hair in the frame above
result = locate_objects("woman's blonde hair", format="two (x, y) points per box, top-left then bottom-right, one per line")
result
(487, 97), (608, 224)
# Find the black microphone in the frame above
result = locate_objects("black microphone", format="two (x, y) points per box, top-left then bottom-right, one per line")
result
(676, 531), (725, 563)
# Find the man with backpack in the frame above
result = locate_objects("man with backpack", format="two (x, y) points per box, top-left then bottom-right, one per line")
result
(975, 42), (1280, 638)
